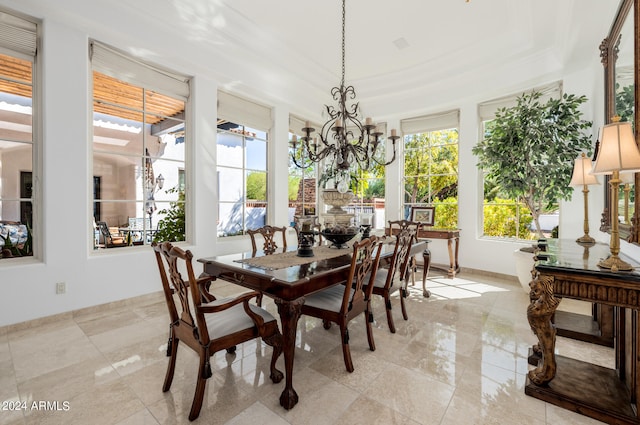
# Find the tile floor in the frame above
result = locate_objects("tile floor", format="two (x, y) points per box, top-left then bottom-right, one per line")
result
(0, 269), (613, 425)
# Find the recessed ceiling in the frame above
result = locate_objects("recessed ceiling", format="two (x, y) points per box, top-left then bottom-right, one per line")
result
(6, 0), (620, 121)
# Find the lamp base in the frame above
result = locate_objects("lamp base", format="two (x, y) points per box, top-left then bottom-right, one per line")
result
(576, 235), (595, 246)
(597, 255), (634, 272)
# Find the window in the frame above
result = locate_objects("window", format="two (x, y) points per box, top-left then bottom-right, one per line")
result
(216, 92), (271, 237)
(217, 121), (268, 236)
(401, 111), (459, 228)
(90, 41), (189, 248)
(0, 12), (37, 260)
(477, 83), (561, 239)
(288, 116), (319, 224)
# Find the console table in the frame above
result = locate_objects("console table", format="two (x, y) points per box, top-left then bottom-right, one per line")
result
(526, 239), (640, 424)
(386, 227), (460, 278)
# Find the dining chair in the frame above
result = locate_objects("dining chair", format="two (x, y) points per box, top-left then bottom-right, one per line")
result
(152, 241), (283, 421)
(388, 219), (424, 289)
(365, 227), (416, 333)
(299, 235), (383, 372)
(247, 225), (288, 255)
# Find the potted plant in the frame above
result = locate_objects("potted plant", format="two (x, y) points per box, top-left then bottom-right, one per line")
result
(472, 90), (593, 239)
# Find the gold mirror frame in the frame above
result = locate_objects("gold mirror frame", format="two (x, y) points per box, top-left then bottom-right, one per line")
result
(600, 0), (640, 243)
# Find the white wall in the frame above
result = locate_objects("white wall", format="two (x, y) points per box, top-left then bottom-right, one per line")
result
(0, 1), (613, 326)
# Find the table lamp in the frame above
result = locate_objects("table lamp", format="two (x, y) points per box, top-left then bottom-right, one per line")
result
(570, 152), (600, 245)
(591, 118), (640, 271)
(620, 171), (635, 224)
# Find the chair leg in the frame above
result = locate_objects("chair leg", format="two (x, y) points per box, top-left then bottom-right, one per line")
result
(365, 306), (376, 352)
(162, 333), (179, 392)
(262, 328), (284, 383)
(340, 326), (354, 373)
(188, 354), (210, 421)
(384, 296), (396, 334)
(400, 285), (409, 321)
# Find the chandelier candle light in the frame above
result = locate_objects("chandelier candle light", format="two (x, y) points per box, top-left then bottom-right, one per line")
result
(591, 117), (640, 271)
(290, 0), (398, 193)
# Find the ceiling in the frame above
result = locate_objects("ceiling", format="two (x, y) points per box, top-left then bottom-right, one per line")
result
(0, 0), (623, 122)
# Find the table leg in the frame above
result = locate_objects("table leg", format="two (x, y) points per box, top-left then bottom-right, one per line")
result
(275, 297), (303, 409)
(527, 274), (561, 385)
(422, 248), (431, 298)
(454, 235), (460, 274)
(446, 238), (455, 278)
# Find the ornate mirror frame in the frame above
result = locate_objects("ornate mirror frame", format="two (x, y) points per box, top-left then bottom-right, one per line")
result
(600, 0), (640, 243)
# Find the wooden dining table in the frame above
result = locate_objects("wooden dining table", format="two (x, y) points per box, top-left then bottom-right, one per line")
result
(198, 239), (428, 410)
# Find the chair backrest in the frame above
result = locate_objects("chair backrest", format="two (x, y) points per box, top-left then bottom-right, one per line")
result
(341, 235), (383, 312)
(247, 225), (288, 254)
(384, 228), (416, 288)
(153, 241), (212, 347)
(388, 219), (423, 243)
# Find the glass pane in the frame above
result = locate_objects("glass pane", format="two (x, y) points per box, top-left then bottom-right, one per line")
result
(0, 142), (32, 196)
(93, 201), (137, 229)
(246, 137), (266, 171)
(93, 72), (143, 110)
(153, 200), (185, 243)
(218, 167), (243, 202)
(145, 89), (185, 118)
(246, 204), (266, 231)
(148, 159), (185, 202)
(93, 153), (141, 201)
(217, 132), (243, 168)
(0, 90), (32, 143)
(246, 170), (266, 203)
(218, 202), (243, 237)
(0, 54), (32, 86)
(0, 201), (32, 259)
(245, 126), (267, 141)
(93, 107), (144, 155)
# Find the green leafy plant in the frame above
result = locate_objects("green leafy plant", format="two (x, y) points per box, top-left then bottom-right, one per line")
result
(472, 91), (593, 238)
(153, 186), (185, 243)
(0, 223), (33, 258)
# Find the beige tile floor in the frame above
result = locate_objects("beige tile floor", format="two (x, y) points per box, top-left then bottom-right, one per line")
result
(0, 269), (613, 425)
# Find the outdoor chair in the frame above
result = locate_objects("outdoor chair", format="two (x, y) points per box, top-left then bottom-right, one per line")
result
(299, 236), (383, 372)
(96, 221), (127, 247)
(153, 241), (283, 421)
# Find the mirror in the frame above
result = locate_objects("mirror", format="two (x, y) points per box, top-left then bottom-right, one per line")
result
(600, 0), (639, 242)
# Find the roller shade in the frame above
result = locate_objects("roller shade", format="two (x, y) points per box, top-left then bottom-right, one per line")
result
(478, 81), (562, 121)
(0, 12), (36, 58)
(90, 41), (190, 100)
(218, 90), (272, 131)
(401, 109), (459, 135)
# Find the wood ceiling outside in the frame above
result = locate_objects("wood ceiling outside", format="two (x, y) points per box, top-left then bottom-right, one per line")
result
(0, 54), (185, 126)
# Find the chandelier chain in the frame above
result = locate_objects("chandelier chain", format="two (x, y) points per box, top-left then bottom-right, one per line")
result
(341, 0), (346, 88)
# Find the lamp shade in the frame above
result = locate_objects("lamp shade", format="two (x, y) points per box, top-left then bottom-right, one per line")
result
(591, 121), (640, 175)
(569, 153), (600, 186)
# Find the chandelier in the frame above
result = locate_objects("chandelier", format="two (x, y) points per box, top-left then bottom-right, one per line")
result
(290, 0), (399, 191)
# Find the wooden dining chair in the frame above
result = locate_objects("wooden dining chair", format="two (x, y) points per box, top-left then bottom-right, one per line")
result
(153, 241), (283, 421)
(247, 225), (288, 255)
(365, 227), (416, 333)
(388, 219), (424, 289)
(299, 236), (383, 372)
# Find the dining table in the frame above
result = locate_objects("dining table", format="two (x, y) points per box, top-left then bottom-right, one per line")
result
(198, 237), (428, 410)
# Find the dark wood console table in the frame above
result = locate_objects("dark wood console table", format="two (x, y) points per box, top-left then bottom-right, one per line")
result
(526, 239), (640, 424)
(386, 227), (460, 279)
